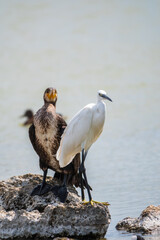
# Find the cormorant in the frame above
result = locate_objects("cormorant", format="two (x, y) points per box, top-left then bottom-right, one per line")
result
(21, 109), (34, 126)
(29, 87), (81, 202)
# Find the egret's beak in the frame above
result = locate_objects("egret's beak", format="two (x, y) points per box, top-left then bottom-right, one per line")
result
(102, 94), (112, 102)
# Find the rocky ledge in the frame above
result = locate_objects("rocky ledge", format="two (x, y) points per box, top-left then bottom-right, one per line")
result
(0, 174), (111, 239)
(116, 205), (160, 234)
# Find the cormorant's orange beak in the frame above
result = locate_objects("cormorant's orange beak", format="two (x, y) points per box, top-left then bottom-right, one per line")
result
(46, 90), (57, 101)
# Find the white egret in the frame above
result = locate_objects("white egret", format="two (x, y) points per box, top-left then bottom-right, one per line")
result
(57, 90), (112, 204)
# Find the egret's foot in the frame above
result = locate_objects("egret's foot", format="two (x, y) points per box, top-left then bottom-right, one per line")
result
(31, 183), (52, 196)
(91, 200), (110, 206)
(82, 200), (93, 206)
(82, 199), (88, 204)
(82, 199), (94, 206)
(51, 185), (68, 203)
(82, 199), (110, 206)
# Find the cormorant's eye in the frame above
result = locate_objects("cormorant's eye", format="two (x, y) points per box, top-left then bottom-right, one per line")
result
(46, 88), (50, 93)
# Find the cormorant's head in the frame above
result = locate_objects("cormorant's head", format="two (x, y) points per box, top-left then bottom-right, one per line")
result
(43, 88), (57, 106)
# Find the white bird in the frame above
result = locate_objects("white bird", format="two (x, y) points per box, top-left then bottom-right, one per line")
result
(57, 90), (112, 204)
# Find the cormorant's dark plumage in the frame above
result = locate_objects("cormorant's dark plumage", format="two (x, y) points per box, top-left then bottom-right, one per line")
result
(29, 88), (81, 199)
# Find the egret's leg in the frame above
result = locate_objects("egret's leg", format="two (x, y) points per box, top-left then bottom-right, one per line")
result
(82, 168), (92, 202)
(81, 149), (110, 206)
(79, 148), (88, 201)
(79, 164), (85, 201)
(80, 149), (92, 203)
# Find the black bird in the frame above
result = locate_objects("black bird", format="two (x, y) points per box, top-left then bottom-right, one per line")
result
(29, 87), (83, 202)
(21, 109), (34, 126)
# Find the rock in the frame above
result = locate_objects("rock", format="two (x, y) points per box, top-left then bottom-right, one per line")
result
(0, 174), (111, 239)
(116, 205), (160, 234)
(131, 235), (145, 240)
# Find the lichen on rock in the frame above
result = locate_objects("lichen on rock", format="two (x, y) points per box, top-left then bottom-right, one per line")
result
(0, 174), (111, 239)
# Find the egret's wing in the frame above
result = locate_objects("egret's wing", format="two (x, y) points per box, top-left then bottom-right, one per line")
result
(64, 106), (93, 138)
(57, 104), (94, 167)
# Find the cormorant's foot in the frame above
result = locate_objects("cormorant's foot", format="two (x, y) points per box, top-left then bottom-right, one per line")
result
(82, 199), (110, 206)
(51, 185), (68, 203)
(31, 183), (52, 196)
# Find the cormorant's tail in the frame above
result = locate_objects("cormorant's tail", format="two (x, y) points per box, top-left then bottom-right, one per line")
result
(53, 171), (92, 190)
(54, 152), (92, 190)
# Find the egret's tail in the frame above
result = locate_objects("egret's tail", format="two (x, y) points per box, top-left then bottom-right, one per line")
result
(57, 149), (77, 168)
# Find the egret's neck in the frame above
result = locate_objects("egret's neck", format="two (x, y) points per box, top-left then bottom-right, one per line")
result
(96, 97), (106, 114)
(97, 95), (105, 104)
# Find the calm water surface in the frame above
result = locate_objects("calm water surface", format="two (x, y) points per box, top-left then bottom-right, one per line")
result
(0, 1), (160, 239)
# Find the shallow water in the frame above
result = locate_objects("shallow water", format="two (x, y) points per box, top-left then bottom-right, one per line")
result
(0, 1), (160, 239)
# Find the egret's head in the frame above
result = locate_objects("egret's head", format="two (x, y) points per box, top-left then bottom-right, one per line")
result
(98, 90), (112, 102)
(43, 87), (57, 106)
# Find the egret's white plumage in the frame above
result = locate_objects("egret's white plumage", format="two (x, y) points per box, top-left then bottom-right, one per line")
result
(57, 90), (112, 168)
